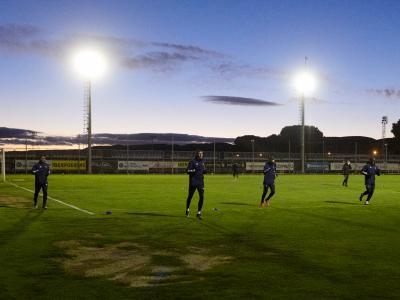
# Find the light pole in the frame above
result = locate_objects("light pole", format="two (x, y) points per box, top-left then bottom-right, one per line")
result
(1, 146), (5, 182)
(77, 134), (81, 174)
(294, 67), (317, 173)
(171, 134), (174, 174)
(86, 81), (92, 174)
(322, 140), (325, 173)
(355, 142), (358, 162)
(72, 48), (107, 174)
(385, 144), (388, 163)
(251, 139), (255, 173)
(213, 139), (216, 174)
(126, 141), (129, 175)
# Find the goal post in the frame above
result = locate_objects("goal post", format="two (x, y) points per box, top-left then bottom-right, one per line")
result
(0, 148), (5, 182)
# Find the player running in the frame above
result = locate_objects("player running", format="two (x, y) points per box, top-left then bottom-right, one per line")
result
(359, 158), (380, 205)
(259, 157), (277, 208)
(32, 155), (51, 209)
(185, 150), (207, 219)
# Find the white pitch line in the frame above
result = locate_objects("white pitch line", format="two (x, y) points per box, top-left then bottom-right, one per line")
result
(8, 182), (95, 215)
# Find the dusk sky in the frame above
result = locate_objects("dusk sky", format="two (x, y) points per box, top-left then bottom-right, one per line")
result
(1, 0), (399, 139)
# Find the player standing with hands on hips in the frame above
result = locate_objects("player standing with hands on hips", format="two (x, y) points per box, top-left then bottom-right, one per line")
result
(359, 158), (380, 205)
(185, 150), (206, 219)
(32, 155), (51, 209)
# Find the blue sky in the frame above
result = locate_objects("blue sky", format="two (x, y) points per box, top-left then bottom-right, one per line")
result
(1, 0), (399, 139)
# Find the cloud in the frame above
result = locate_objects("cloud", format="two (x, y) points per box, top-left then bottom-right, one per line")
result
(0, 128), (234, 145)
(152, 42), (225, 58)
(0, 23), (281, 78)
(123, 51), (200, 71)
(288, 96), (328, 104)
(0, 127), (38, 138)
(367, 88), (400, 99)
(211, 62), (286, 79)
(203, 96), (281, 106)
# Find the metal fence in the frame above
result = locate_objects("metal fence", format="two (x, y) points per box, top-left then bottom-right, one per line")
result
(2, 149), (400, 174)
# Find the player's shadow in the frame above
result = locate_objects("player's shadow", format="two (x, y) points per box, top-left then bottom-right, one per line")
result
(220, 202), (253, 206)
(0, 211), (43, 249)
(324, 201), (358, 205)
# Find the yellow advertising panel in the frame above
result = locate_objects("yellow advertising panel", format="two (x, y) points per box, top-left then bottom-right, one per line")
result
(52, 160), (86, 170)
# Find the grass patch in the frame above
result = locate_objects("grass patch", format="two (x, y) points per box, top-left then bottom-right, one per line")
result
(0, 174), (399, 299)
(55, 239), (232, 287)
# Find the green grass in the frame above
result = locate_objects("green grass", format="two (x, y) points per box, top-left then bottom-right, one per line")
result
(0, 174), (399, 299)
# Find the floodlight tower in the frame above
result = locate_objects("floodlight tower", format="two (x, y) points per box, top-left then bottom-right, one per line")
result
(382, 116), (388, 140)
(294, 57), (316, 173)
(72, 48), (106, 174)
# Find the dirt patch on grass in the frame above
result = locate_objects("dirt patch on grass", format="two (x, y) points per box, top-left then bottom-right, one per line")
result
(0, 194), (31, 208)
(56, 240), (233, 287)
(182, 254), (232, 271)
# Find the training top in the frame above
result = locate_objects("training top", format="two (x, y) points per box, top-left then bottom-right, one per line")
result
(32, 161), (51, 184)
(263, 162), (277, 185)
(361, 163), (380, 185)
(342, 163), (352, 175)
(187, 158), (206, 187)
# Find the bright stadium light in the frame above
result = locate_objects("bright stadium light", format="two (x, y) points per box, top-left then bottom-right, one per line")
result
(72, 48), (107, 80)
(72, 48), (107, 174)
(294, 71), (317, 95)
(293, 59), (318, 173)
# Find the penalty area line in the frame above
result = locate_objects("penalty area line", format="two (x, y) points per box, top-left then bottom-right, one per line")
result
(8, 182), (95, 216)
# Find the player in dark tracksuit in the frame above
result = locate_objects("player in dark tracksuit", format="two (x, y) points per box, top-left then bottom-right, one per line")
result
(232, 163), (239, 179)
(32, 156), (51, 209)
(185, 150), (206, 219)
(259, 158), (277, 208)
(359, 158), (380, 205)
(342, 160), (352, 187)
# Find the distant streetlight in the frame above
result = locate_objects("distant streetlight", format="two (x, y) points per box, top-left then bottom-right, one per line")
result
(294, 62), (317, 174)
(72, 48), (107, 174)
(250, 139), (255, 173)
(384, 144), (388, 164)
(213, 140), (217, 174)
(373, 150), (378, 156)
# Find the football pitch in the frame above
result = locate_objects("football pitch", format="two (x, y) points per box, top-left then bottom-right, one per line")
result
(0, 174), (399, 299)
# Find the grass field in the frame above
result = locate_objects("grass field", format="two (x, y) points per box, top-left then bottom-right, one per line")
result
(0, 174), (399, 299)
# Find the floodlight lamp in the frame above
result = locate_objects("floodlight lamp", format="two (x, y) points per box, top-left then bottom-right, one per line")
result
(294, 71), (317, 95)
(72, 48), (107, 80)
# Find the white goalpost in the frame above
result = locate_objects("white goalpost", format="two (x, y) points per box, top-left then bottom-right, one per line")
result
(0, 148), (5, 182)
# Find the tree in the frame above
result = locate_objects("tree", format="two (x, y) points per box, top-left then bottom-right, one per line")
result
(391, 119), (400, 140)
(279, 125), (323, 141)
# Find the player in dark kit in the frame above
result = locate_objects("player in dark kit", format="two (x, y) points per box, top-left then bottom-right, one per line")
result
(259, 158), (277, 208)
(31, 156), (51, 209)
(342, 160), (352, 187)
(359, 158), (380, 205)
(185, 150), (207, 219)
(232, 163), (239, 179)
